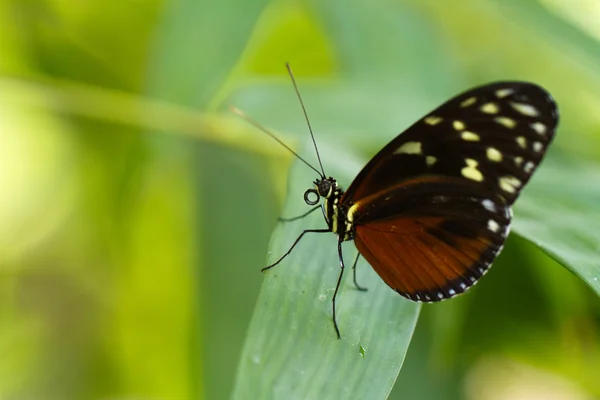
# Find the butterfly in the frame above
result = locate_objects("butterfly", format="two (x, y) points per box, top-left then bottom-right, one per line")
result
(235, 65), (558, 339)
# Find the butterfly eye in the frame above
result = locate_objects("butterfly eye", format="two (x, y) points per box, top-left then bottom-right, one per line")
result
(304, 189), (320, 205)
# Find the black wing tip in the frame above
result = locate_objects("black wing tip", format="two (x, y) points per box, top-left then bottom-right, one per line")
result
(480, 81), (557, 117)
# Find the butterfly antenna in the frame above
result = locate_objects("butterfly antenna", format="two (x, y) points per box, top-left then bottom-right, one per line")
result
(230, 106), (324, 178)
(286, 62), (327, 178)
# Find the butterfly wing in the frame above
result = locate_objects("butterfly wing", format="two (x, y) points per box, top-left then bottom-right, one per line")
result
(343, 82), (558, 207)
(343, 82), (558, 301)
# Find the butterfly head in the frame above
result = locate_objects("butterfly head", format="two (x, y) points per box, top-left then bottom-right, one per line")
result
(303, 177), (338, 206)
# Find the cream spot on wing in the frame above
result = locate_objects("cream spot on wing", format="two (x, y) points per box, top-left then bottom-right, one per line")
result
(510, 101), (539, 117)
(494, 116), (517, 128)
(499, 176), (522, 193)
(516, 136), (527, 149)
(496, 88), (514, 98)
(461, 131), (480, 141)
(486, 147), (502, 162)
(533, 141), (544, 152)
(461, 158), (484, 182)
(426, 155), (437, 166)
(460, 97), (477, 108)
(424, 116), (443, 125)
(394, 141), (422, 155)
(453, 120), (466, 131)
(481, 102), (499, 114)
(514, 156), (524, 166)
(531, 122), (547, 136)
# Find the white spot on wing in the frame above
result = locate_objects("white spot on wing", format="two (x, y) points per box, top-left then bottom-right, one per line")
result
(482, 199), (496, 212)
(488, 219), (500, 233)
(524, 161), (535, 173)
(510, 101), (539, 117)
(533, 141), (543, 152)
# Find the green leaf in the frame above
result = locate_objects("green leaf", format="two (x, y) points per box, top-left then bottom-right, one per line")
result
(500, 0), (600, 72)
(145, 1), (272, 398)
(514, 156), (600, 296)
(309, 0), (460, 93)
(232, 142), (420, 400)
(147, 0), (270, 107)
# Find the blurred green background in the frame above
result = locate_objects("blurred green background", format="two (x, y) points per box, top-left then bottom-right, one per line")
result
(2, 0), (600, 399)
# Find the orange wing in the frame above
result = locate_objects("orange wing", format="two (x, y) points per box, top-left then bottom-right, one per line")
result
(354, 216), (507, 301)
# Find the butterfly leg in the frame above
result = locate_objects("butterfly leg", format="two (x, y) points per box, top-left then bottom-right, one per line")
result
(262, 228), (331, 272)
(277, 205), (321, 222)
(352, 253), (368, 292)
(331, 239), (347, 339)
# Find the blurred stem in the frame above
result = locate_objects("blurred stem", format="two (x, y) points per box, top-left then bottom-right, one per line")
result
(0, 74), (293, 159)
